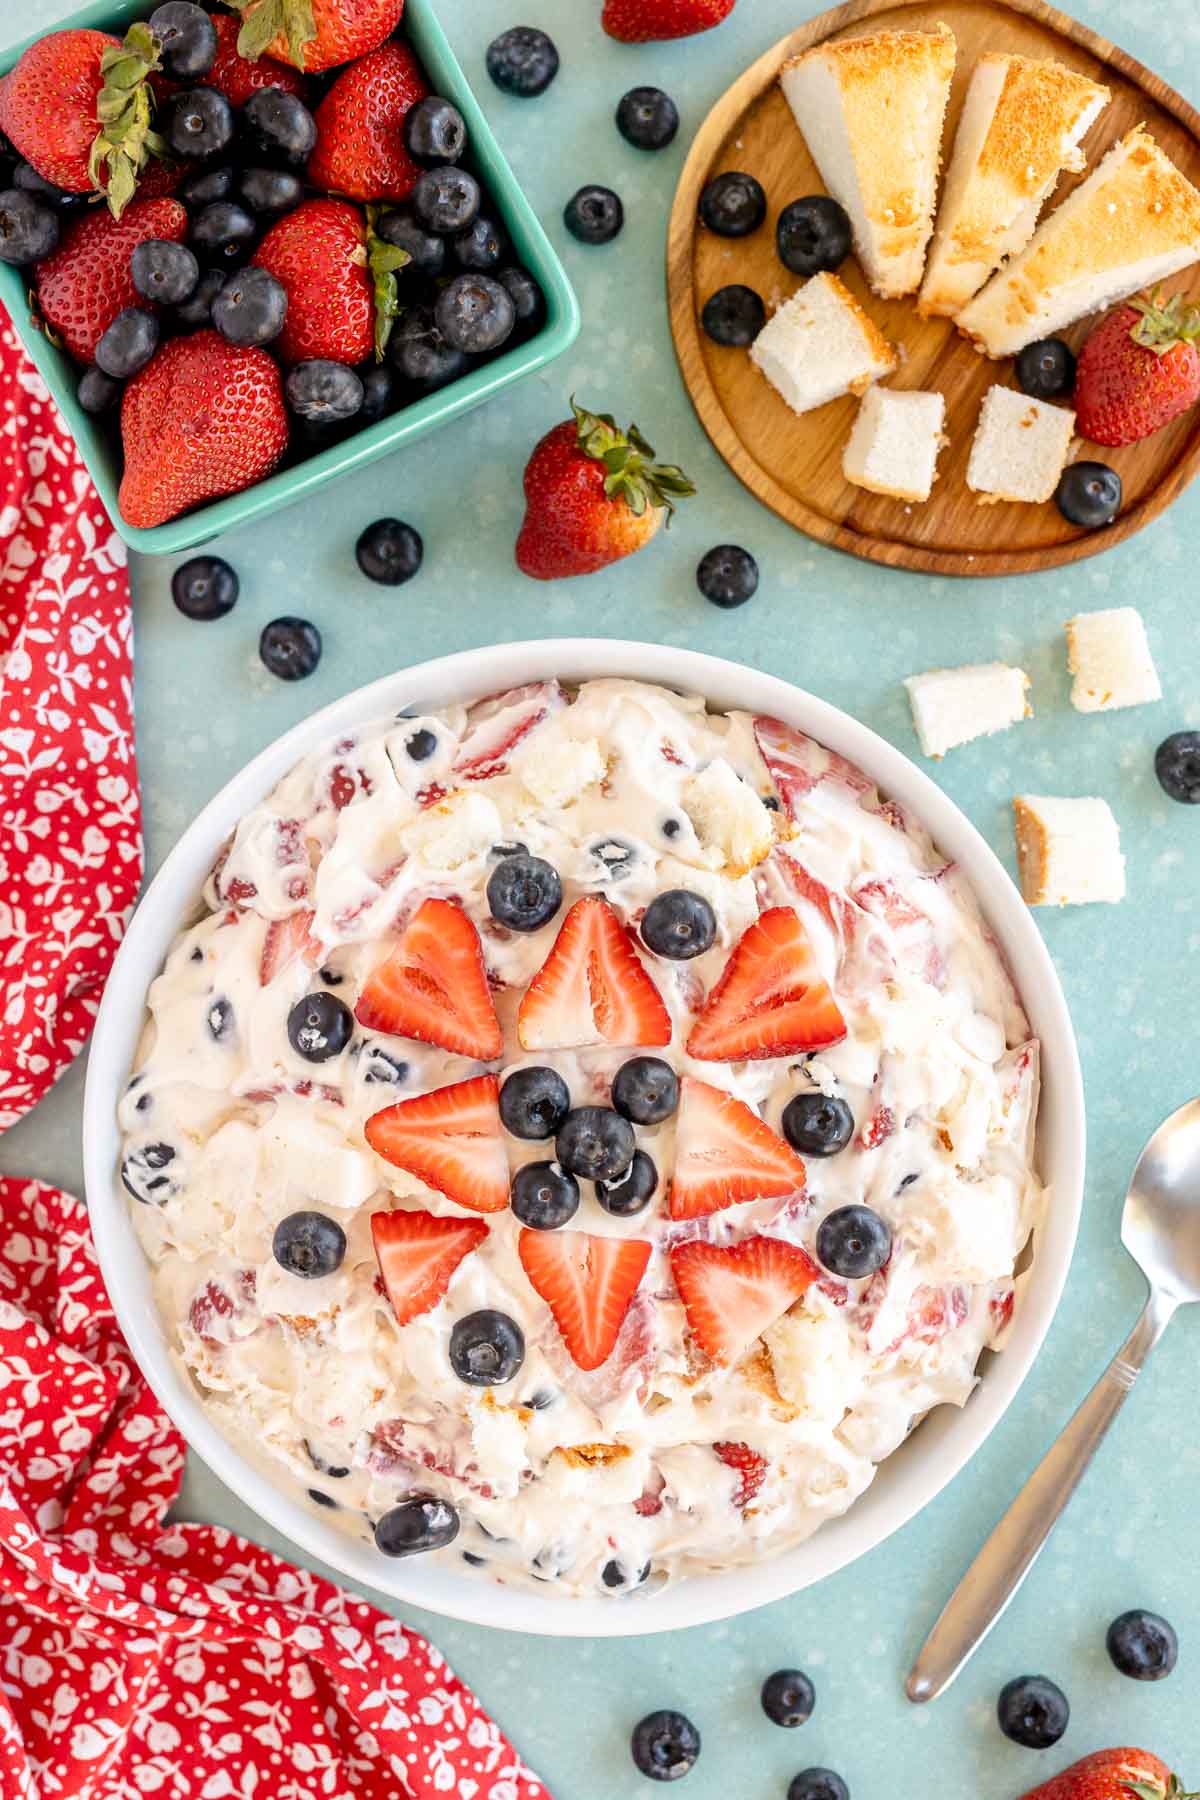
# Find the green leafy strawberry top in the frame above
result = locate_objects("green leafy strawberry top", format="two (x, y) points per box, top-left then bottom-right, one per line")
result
(1129, 291), (1200, 355)
(229, 0), (317, 71)
(1126, 1775), (1200, 1800)
(89, 21), (170, 219)
(572, 400), (696, 519)
(365, 206), (411, 361)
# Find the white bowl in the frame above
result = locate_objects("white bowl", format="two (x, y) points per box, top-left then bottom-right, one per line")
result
(83, 640), (1085, 1637)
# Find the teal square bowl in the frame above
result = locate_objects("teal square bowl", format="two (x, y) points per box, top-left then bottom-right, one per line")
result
(0, 0), (580, 555)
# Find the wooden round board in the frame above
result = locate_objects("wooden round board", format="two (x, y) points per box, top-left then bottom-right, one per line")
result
(666, 0), (1200, 576)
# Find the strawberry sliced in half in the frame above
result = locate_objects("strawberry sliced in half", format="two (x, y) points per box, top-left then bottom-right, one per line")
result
(517, 896), (671, 1052)
(670, 1077), (807, 1220)
(686, 907), (846, 1061)
(670, 1236), (819, 1367)
(371, 1208), (489, 1326)
(518, 1227), (652, 1371)
(259, 908), (321, 985)
(356, 898), (502, 1061)
(365, 1074), (508, 1215)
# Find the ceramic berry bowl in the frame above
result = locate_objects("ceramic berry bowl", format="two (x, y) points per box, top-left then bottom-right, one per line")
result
(82, 640), (1085, 1636)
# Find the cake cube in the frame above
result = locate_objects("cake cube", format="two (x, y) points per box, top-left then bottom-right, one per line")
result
(843, 387), (946, 502)
(1012, 795), (1125, 905)
(966, 385), (1076, 503)
(905, 662), (1031, 757)
(750, 272), (898, 417)
(1065, 607), (1161, 713)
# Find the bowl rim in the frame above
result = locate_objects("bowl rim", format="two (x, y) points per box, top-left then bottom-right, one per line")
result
(82, 638), (1086, 1637)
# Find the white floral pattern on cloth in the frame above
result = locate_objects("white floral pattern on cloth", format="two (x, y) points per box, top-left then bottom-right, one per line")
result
(0, 308), (143, 1131)
(0, 1179), (551, 1800)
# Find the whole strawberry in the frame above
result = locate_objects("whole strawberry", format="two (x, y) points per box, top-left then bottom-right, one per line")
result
(1075, 291), (1200, 446)
(229, 0), (406, 74)
(119, 331), (289, 529)
(34, 196), (187, 363)
(602, 0), (736, 43)
(205, 12), (308, 106)
(516, 400), (695, 580)
(253, 197), (373, 365)
(1019, 1749), (1196, 1800)
(307, 41), (428, 204)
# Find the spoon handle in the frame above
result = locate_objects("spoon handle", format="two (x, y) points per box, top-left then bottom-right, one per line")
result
(906, 1287), (1176, 1703)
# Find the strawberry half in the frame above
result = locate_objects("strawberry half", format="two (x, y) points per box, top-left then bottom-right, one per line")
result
(33, 196), (187, 364)
(371, 1208), (488, 1326)
(355, 898), (502, 1061)
(669, 1076), (806, 1220)
(670, 1235), (818, 1367)
(260, 909), (321, 985)
(713, 1440), (766, 1508)
(364, 1073), (508, 1215)
(252, 197), (373, 367)
(307, 40), (428, 204)
(517, 896), (671, 1052)
(602, 0), (737, 43)
(686, 908), (846, 1061)
(518, 1227), (652, 1372)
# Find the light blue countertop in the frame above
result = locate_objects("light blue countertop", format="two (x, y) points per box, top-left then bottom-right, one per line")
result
(3, 1), (1200, 1794)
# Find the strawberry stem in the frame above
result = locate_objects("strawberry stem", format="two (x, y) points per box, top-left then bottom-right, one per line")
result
(89, 20), (169, 220)
(571, 398), (696, 521)
(1129, 289), (1200, 356)
(230, 0), (317, 70)
(366, 204), (411, 362)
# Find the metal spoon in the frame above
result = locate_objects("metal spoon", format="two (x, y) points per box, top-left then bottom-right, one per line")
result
(907, 1096), (1200, 1703)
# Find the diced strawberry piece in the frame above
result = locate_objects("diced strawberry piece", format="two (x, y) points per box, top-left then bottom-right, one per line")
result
(669, 1077), (807, 1220)
(754, 715), (873, 817)
(713, 1440), (767, 1509)
(989, 1286), (1015, 1339)
(416, 782), (449, 809)
(326, 760), (371, 810)
(223, 876), (259, 905)
(633, 1472), (666, 1517)
(518, 1228), (652, 1372)
(371, 1209), (489, 1326)
(669, 1235), (818, 1366)
(853, 878), (927, 932)
(517, 896), (671, 1052)
(355, 898), (502, 1061)
(686, 908), (846, 1062)
(187, 1272), (254, 1348)
(852, 877), (944, 987)
(660, 739), (688, 768)
(858, 1105), (895, 1150)
(365, 1074), (509, 1215)
(259, 909), (321, 985)
(453, 680), (563, 780)
(884, 1283), (969, 1354)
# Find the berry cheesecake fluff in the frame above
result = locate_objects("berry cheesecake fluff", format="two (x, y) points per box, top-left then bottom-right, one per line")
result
(119, 678), (1042, 1598)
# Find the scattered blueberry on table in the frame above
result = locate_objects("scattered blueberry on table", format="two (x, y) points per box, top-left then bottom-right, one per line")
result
(761, 1668), (816, 1728)
(631, 1709), (702, 1782)
(996, 1674), (1071, 1748)
(259, 615), (322, 681)
(485, 26), (560, 98)
(171, 554), (239, 620)
(1155, 731), (1200, 803)
(617, 86), (680, 151)
(564, 183), (624, 245)
(696, 543), (759, 607)
(788, 1771), (849, 1800)
(355, 517), (424, 585)
(1106, 1608), (1179, 1679)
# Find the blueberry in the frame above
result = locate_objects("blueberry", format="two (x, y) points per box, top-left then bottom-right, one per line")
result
(487, 854), (562, 932)
(355, 517), (424, 585)
(596, 1149), (658, 1217)
(376, 204), (446, 277)
(95, 307), (159, 379)
(131, 237), (200, 305)
(452, 215), (506, 273)
(1016, 337), (1076, 400)
(180, 162), (234, 207)
(286, 360), (363, 423)
(120, 1141), (179, 1206)
(497, 264), (543, 330)
(500, 1066), (571, 1140)
(612, 1057), (678, 1126)
(239, 166), (303, 217)
(486, 27), (559, 97)
(525, 1388), (556, 1410)
(701, 285), (765, 348)
(589, 837), (638, 881)
(389, 304), (469, 393)
(462, 1549), (487, 1566)
(149, 2), (217, 78)
(662, 817), (681, 840)
(1055, 461), (1121, 529)
(616, 85), (679, 152)
(241, 88), (317, 167)
(273, 1210), (346, 1279)
(77, 366), (121, 414)
(12, 162), (86, 210)
(1155, 730), (1200, 804)
(172, 555), (239, 621)
(602, 1556), (651, 1588)
(697, 544), (759, 607)
(777, 196), (852, 275)
(405, 728), (437, 761)
(997, 1675), (1070, 1749)
(631, 1710), (701, 1782)
(304, 1439), (350, 1477)
(0, 187), (59, 264)
(511, 1161), (580, 1230)
(362, 1046), (409, 1084)
(164, 87), (235, 160)
(260, 616), (322, 681)
(287, 991), (353, 1062)
(699, 171), (766, 238)
(359, 363), (395, 424)
(641, 890), (717, 961)
(406, 95), (467, 164)
(212, 266), (287, 346)
(564, 184), (623, 245)
(307, 1486), (338, 1508)
(174, 266), (225, 328)
(207, 996), (234, 1041)
(449, 1309), (526, 1385)
(781, 1094), (854, 1157)
(788, 1772), (849, 1800)
(556, 1107), (635, 1183)
(489, 841), (528, 860)
(436, 273), (515, 354)
(761, 1669), (815, 1728)
(412, 165), (481, 235)
(816, 1205), (892, 1279)
(1106, 1609), (1178, 1680)
(375, 1494), (460, 1557)
(189, 201), (257, 264)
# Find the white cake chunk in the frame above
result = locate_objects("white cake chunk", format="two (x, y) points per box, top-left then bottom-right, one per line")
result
(1065, 607), (1161, 714)
(905, 662), (1032, 757)
(1012, 795), (1125, 905)
(966, 385), (1075, 503)
(842, 387), (946, 502)
(750, 272), (898, 417)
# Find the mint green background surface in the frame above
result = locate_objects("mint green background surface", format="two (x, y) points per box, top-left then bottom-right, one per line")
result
(3, 2), (1199, 1793)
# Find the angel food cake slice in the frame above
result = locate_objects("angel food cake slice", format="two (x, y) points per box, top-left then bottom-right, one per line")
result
(751, 272), (898, 416)
(958, 127), (1200, 356)
(780, 24), (956, 297)
(919, 54), (1110, 318)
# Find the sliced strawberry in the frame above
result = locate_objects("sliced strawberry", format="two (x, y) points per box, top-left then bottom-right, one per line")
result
(517, 1228), (652, 1372)
(355, 898), (502, 1061)
(858, 1104), (895, 1150)
(259, 909), (321, 985)
(669, 1077), (807, 1220)
(713, 1441), (767, 1509)
(686, 908), (845, 1062)
(371, 1208), (488, 1326)
(453, 680), (563, 781)
(669, 1235), (818, 1367)
(364, 1074), (508, 1215)
(754, 715), (873, 818)
(517, 896), (671, 1052)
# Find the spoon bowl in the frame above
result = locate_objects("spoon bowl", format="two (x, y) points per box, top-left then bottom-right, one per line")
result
(1122, 1096), (1200, 1302)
